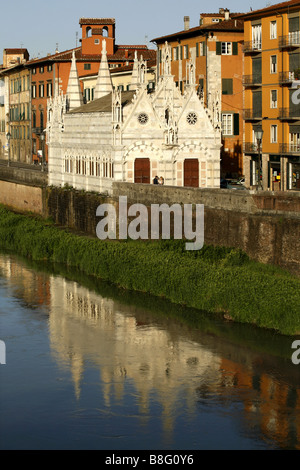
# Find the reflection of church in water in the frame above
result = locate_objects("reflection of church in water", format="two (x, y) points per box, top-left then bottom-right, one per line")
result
(47, 275), (300, 449)
(47, 41), (221, 194)
(48, 276), (221, 433)
(0, 254), (299, 448)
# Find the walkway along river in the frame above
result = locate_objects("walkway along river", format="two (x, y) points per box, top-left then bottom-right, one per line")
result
(0, 251), (299, 450)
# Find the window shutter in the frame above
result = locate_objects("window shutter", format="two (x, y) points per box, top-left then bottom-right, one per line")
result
(252, 91), (262, 117)
(289, 16), (299, 33)
(180, 46), (183, 59)
(232, 42), (238, 55)
(216, 42), (221, 55)
(289, 52), (300, 72)
(233, 114), (239, 135)
(202, 41), (206, 56)
(196, 43), (199, 57)
(222, 78), (233, 95)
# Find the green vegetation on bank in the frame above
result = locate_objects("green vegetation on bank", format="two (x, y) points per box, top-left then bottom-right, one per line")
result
(0, 204), (299, 336)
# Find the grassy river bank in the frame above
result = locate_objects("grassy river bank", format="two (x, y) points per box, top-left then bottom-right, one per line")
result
(0, 204), (299, 336)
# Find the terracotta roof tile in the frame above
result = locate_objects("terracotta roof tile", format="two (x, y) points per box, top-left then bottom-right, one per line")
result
(26, 46), (156, 65)
(201, 12), (242, 17)
(151, 18), (244, 43)
(237, 0), (300, 18)
(4, 48), (29, 54)
(79, 18), (115, 25)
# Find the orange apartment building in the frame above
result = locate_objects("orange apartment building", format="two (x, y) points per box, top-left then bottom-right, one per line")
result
(0, 49), (31, 163)
(1, 18), (156, 164)
(239, 0), (300, 191)
(151, 10), (245, 178)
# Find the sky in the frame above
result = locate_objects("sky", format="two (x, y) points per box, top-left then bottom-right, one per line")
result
(1, 0), (278, 60)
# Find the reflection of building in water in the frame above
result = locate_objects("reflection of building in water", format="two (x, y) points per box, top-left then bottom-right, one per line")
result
(0, 256), (50, 307)
(48, 275), (300, 449)
(218, 358), (300, 450)
(48, 276), (221, 433)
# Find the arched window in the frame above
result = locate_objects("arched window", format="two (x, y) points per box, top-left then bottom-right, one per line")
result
(86, 27), (92, 38)
(102, 27), (108, 37)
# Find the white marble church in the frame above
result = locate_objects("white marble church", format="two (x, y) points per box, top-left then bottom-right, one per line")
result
(47, 41), (221, 194)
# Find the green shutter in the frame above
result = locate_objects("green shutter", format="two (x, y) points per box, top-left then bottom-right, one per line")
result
(180, 46), (183, 59)
(216, 42), (221, 55)
(232, 42), (238, 55)
(233, 113), (239, 135)
(196, 43), (199, 57)
(202, 41), (206, 56)
(222, 78), (233, 95)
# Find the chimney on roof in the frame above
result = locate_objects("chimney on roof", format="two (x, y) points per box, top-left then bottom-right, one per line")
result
(219, 8), (225, 14)
(224, 9), (230, 20)
(184, 16), (190, 31)
(125, 49), (129, 59)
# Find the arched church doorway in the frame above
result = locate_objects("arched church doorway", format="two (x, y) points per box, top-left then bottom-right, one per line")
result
(184, 159), (199, 187)
(134, 158), (150, 184)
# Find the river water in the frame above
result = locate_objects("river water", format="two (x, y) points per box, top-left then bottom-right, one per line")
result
(0, 251), (299, 451)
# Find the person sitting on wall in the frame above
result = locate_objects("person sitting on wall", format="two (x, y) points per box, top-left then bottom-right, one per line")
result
(153, 176), (159, 184)
(159, 176), (164, 185)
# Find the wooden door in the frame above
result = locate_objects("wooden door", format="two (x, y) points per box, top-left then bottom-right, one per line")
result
(134, 158), (150, 184)
(184, 159), (199, 187)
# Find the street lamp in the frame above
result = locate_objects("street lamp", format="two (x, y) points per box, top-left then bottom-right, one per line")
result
(6, 132), (11, 167)
(254, 129), (263, 190)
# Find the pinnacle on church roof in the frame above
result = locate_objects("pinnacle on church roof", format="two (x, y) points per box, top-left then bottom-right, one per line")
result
(94, 39), (113, 100)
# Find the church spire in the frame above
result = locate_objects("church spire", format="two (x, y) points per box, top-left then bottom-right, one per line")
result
(66, 50), (83, 110)
(129, 50), (139, 90)
(94, 39), (113, 99)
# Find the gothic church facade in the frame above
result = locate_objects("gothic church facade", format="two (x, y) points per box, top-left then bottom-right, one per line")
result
(47, 41), (221, 194)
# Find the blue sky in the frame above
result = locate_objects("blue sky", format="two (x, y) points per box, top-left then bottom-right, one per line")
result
(1, 0), (277, 60)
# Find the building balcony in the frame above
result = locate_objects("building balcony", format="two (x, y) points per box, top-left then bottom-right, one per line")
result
(279, 31), (300, 49)
(279, 71), (300, 85)
(242, 74), (262, 87)
(244, 142), (259, 153)
(243, 109), (262, 121)
(243, 41), (262, 54)
(279, 143), (300, 154)
(278, 108), (300, 120)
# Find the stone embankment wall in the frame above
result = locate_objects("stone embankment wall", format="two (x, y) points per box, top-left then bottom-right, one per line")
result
(45, 183), (300, 276)
(0, 167), (299, 276)
(111, 183), (300, 276)
(0, 166), (47, 215)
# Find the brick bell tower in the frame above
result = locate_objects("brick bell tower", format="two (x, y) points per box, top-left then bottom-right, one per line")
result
(79, 18), (115, 56)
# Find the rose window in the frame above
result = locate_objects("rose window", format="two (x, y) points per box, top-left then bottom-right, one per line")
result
(138, 113), (149, 125)
(186, 112), (198, 125)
